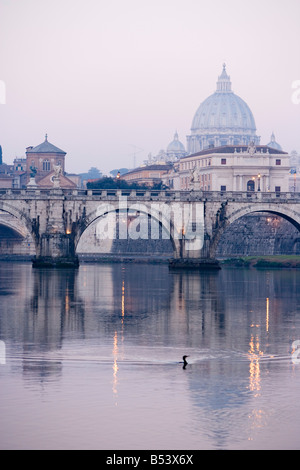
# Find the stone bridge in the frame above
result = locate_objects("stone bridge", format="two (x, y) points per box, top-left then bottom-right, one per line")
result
(1, 187), (300, 268)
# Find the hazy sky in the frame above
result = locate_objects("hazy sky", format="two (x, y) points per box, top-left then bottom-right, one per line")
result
(1, 0), (300, 174)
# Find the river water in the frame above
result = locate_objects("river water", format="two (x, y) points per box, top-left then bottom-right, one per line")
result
(0, 261), (300, 450)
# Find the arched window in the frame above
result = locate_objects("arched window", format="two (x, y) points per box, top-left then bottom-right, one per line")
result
(43, 160), (50, 171)
(247, 180), (255, 191)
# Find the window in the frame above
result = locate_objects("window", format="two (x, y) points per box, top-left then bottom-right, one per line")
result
(275, 186), (281, 192)
(247, 180), (255, 192)
(221, 158), (226, 165)
(220, 185), (226, 191)
(43, 160), (50, 171)
(276, 159), (281, 165)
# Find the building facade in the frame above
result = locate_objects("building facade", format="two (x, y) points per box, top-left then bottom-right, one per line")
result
(26, 134), (66, 180)
(177, 143), (290, 193)
(26, 135), (77, 188)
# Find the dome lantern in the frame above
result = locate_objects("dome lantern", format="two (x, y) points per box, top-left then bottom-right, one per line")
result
(216, 63), (232, 92)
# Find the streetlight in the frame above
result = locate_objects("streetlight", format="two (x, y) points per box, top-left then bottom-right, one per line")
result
(291, 168), (297, 192)
(116, 171), (121, 188)
(258, 173), (261, 191)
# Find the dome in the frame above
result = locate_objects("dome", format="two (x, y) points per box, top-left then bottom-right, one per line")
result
(167, 131), (186, 155)
(187, 65), (260, 154)
(191, 65), (256, 132)
(267, 132), (282, 151)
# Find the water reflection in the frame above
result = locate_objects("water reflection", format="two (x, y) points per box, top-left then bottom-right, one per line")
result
(1, 263), (300, 381)
(0, 263), (300, 449)
(112, 330), (119, 404)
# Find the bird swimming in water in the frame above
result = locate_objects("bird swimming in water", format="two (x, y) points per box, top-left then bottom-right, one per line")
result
(181, 355), (189, 369)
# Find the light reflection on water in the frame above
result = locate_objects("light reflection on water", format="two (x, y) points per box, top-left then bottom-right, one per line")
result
(0, 262), (300, 449)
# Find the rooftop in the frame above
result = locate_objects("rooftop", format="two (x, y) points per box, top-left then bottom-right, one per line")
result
(183, 144), (287, 159)
(26, 134), (66, 155)
(123, 163), (173, 175)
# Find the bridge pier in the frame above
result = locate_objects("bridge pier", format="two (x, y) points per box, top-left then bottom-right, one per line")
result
(32, 233), (79, 268)
(168, 236), (221, 270)
(168, 258), (221, 270)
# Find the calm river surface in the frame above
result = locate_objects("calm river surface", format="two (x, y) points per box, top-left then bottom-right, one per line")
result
(0, 262), (300, 450)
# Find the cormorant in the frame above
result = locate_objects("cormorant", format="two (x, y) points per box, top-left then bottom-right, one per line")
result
(181, 355), (189, 369)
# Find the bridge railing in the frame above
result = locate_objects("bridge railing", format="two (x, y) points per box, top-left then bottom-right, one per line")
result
(1, 188), (300, 202)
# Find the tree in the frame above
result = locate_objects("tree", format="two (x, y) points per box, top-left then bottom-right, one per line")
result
(86, 177), (165, 190)
(110, 168), (128, 177)
(79, 167), (102, 180)
(86, 167), (102, 179)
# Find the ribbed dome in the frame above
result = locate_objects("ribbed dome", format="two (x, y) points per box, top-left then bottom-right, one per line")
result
(191, 65), (256, 132)
(187, 65), (260, 154)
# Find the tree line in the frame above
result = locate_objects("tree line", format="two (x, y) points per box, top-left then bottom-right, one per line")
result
(86, 176), (165, 190)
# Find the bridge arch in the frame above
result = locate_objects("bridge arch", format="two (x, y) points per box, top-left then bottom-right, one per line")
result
(74, 202), (182, 257)
(210, 202), (300, 258)
(0, 201), (38, 253)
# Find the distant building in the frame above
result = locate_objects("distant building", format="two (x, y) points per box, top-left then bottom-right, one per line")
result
(26, 135), (77, 188)
(121, 163), (172, 187)
(0, 173), (13, 188)
(0, 136), (82, 189)
(159, 66), (294, 193)
(166, 131), (187, 161)
(161, 161), (181, 190)
(186, 64), (260, 154)
(178, 143), (290, 193)
(12, 158), (27, 188)
(145, 132), (186, 165)
(13, 158), (27, 172)
(0, 163), (14, 188)
(267, 132), (282, 151)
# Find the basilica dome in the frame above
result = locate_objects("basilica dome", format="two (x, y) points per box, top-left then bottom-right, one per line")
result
(167, 131), (186, 156)
(187, 65), (260, 154)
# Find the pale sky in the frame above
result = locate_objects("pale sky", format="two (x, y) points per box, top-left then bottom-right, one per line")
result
(0, 0), (300, 174)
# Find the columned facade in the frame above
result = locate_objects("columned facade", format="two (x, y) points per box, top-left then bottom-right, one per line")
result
(178, 144), (290, 193)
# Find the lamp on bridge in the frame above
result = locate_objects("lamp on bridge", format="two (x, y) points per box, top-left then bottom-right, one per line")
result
(116, 171), (121, 188)
(258, 173), (261, 192)
(65, 224), (72, 235)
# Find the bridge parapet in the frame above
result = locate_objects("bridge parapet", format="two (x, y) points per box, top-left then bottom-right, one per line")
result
(1, 188), (300, 203)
